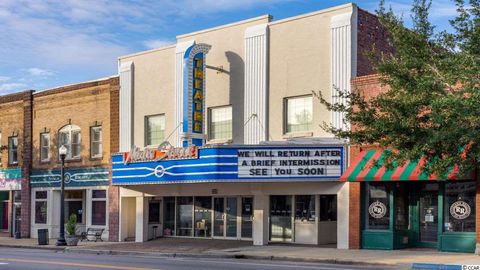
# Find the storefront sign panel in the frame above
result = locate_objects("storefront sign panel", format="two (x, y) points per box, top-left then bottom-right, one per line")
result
(112, 146), (346, 185)
(31, 168), (109, 188)
(0, 168), (22, 191)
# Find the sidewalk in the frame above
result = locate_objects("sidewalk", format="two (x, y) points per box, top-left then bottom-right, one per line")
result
(1, 237), (479, 267)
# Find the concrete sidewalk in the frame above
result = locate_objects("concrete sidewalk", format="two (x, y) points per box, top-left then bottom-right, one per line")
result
(2, 237), (479, 267)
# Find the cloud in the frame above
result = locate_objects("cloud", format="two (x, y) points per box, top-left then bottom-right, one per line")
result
(0, 83), (26, 94)
(27, 68), (54, 77)
(143, 39), (175, 50)
(0, 76), (10, 82)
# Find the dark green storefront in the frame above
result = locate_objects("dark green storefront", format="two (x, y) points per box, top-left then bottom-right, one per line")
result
(342, 150), (477, 253)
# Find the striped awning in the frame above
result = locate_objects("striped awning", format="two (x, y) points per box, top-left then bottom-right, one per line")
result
(341, 149), (475, 182)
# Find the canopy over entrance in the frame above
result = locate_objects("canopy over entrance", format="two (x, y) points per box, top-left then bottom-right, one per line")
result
(341, 149), (475, 182)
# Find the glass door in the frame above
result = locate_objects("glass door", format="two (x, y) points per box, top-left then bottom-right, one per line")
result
(270, 195), (292, 242)
(419, 185), (439, 245)
(213, 197), (224, 237)
(225, 197), (237, 238)
(241, 197), (253, 239)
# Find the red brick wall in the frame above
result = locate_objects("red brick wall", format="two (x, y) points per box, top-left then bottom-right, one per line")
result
(108, 78), (120, 242)
(348, 75), (388, 248)
(357, 9), (394, 76)
(21, 91), (34, 238)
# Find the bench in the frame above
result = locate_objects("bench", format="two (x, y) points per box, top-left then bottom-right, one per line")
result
(80, 228), (104, 242)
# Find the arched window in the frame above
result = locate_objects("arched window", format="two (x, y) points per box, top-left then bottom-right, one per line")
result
(58, 124), (81, 159)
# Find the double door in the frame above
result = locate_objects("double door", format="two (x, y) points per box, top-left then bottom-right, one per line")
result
(213, 197), (253, 239)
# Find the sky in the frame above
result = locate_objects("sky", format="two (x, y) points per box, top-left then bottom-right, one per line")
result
(0, 0), (460, 95)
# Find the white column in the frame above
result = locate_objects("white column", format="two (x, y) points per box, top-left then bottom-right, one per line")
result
(253, 194), (269, 246)
(330, 9), (358, 132)
(244, 24), (269, 144)
(119, 61), (134, 152)
(85, 189), (92, 227)
(135, 196), (148, 242)
(337, 183), (350, 249)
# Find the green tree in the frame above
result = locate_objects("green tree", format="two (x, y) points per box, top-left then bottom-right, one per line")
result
(317, 0), (480, 177)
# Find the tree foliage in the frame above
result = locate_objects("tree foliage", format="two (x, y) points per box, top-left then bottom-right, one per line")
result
(317, 0), (480, 177)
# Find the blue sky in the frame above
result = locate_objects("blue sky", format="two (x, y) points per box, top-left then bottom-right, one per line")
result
(0, 0), (459, 95)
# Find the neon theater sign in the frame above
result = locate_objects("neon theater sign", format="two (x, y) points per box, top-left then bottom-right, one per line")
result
(123, 142), (198, 165)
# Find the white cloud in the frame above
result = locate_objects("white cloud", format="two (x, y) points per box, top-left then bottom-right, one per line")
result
(0, 83), (26, 94)
(0, 76), (10, 82)
(27, 68), (54, 77)
(143, 39), (175, 50)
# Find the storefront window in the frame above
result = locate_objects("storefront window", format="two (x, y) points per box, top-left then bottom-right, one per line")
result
(65, 190), (83, 223)
(148, 200), (160, 224)
(35, 191), (47, 224)
(444, 181), (476, 232)
(295, 195), (315, 222)
(366, 183), (390, 230)
(320, 195), (337, 221)
(176, 196), (193, 236)
(163, 197), (175, 236)
(91, 190), (106, 226)
(194, 197), (212, 237)
(395, 184), (409, 230)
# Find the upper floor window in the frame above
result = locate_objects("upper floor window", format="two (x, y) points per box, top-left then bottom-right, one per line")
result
(208, 106), (232, 141)
(8, 136), (18, 165)
(145, 114), (165, 146)
(90, 126), (102, 159)
(284, 95), (313, 133)
(40, 132), (50, 162)
(59, 124), (81, 160)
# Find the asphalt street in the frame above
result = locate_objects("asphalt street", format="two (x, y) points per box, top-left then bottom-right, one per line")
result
(0, 247), (395, 270)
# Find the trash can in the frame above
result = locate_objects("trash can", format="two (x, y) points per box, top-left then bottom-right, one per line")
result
(38, 229), (49, 245)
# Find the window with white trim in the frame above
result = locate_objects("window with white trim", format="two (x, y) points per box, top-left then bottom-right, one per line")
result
(284, 95), (313, 133)
(40, 132), (50, 162)
(208, 106), (232, 141)
(8, 136), (18, 165)
(35, 191), (48, 224)
(90, 126), (102, 159)
(58, 125), (81, 160)
(145, 115), (165, 146)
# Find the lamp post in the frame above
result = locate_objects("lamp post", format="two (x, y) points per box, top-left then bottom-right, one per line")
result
(56, 145), (67, 246)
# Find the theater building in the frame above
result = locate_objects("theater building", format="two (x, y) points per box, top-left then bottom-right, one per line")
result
(345, 75), (479, 253)
(113, 3), (389, 248)
(29, 77), (119, 240)
(0, 91), (33, 238)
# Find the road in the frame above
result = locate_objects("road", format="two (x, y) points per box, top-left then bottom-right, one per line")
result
(0, 247), (395, 270)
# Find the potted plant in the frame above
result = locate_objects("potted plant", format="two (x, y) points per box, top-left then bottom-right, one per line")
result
(65, 214), (79, 246)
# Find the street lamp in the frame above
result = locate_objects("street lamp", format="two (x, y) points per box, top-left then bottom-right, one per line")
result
(56, 145), (68, 246)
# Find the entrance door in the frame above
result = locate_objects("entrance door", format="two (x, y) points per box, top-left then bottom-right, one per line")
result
(213, 197), (224, 237)
(270, 195), (292, 242)
(419, 185), (439, 245)
(213, 197), (238, 238)
(241, 197), (253, 239)
(12, 203), (21, 237)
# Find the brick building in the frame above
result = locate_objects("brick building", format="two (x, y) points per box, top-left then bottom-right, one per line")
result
(0, 91), (33, 238)
(29, 76), (119, 240)
(343, 75), (479, 253)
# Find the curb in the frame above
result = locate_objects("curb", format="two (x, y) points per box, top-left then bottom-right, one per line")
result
(64, 248), (397, 267)
(0, 244), (65, 251)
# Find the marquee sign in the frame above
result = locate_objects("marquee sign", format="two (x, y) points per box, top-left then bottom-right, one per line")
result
(123, 142), (198, 165)
(237, 148), (342, 178)
(182, 43), (211, 147)
(112, 146), (346, 185)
